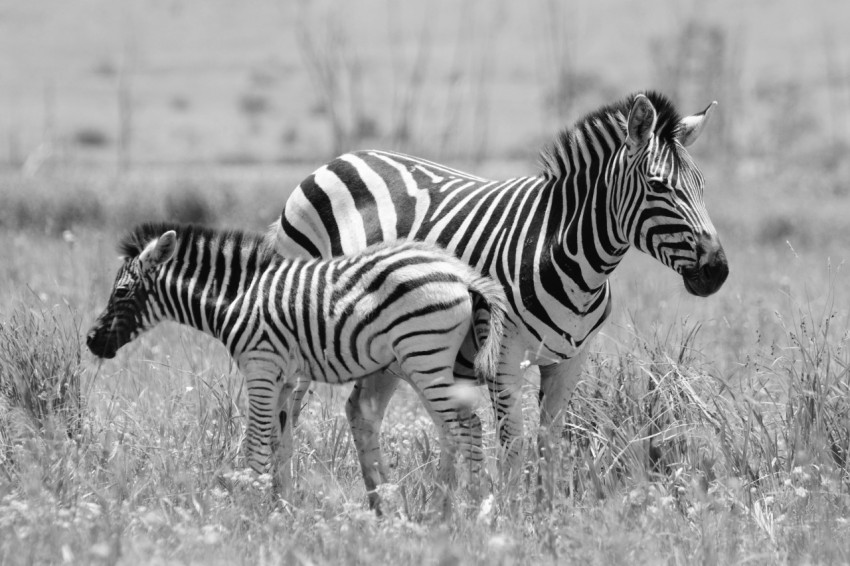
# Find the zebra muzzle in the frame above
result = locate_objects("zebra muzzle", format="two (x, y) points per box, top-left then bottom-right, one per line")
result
(683, 235), (729, 297)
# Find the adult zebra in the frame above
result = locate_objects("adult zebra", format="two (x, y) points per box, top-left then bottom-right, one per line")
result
(86, 223), (508, 509)
(268, 91), (729, 494)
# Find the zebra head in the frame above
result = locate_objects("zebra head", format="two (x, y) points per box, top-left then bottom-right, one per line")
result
(87, 230), (177, 359)
(608, 92), (728, 297)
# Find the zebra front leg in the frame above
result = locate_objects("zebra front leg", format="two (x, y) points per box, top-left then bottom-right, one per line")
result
(345, 369), (400, 513)
(271, 376), (297, 494)
(537, 348), (588, 506)
(288, 373), (311, 427)
(239, 356), (292, 479)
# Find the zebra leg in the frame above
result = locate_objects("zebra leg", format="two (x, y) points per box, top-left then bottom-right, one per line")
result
(486, 336), (526, 484)
(454, 405), (483, 503)
(399, 371), (484, 509)
(345, 369), (399, 513)
(402, 369), (481, 519)
(288, 373), (311, 427)
(239, 356), (288, 476)
(271, 376), (297, 493)
(537, 348), (588, 505)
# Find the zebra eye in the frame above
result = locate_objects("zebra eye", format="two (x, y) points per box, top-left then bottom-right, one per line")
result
(114, 286), (132, 300)
(647, 179), (670, 193)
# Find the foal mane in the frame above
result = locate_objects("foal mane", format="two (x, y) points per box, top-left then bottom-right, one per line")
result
(118, 222), (273, 264)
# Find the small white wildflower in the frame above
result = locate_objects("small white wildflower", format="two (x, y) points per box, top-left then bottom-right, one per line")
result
(200, 524), (226, 545)
(140, 510), (167, 528)
(84, 501), (102, 518)
(477, 494), (495, 524)
(252, 473), (273, 491)
(89, 543), (111, 559)
(794, 486), (808, 498)
(763, 496), (774, 506)
(375, 483), (405, 519)
(487, 535), (513, 552)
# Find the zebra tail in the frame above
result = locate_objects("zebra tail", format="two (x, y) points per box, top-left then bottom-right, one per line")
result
(468, 275), (508, 382)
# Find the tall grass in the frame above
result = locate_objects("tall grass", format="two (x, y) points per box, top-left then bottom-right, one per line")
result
(1, 270), (849, 564)
(0, 304), (83, 441)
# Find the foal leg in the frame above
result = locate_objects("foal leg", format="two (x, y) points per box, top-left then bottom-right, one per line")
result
(271, 377), (296, 493)
(400, 371), (484, 504)
(402, 370), (467, 518)
(345, 369), (400, 513)
(240, 356), (285, 475)
(485, 335), (526, 485)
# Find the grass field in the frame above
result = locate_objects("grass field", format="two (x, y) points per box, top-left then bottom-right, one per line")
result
(2, 1), (850, 564)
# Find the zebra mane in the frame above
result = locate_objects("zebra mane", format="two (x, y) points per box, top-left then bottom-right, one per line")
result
(539, 91), (683, 179)
(119, 222), (273, 263)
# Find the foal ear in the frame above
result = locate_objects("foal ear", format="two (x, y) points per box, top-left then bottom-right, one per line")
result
(139, 231), (177, 270)
(626, 94), (657, 149)
(678, 101), (717, 147)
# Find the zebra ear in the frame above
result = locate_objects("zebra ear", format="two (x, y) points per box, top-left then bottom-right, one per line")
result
(626, 94), (657, 149)
(139, 231), (177, 270)
(678, 101), (717, 147)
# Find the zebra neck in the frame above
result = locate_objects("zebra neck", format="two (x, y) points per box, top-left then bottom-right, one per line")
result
(152, 249), (268, 347)
(547, 154), (629, 296)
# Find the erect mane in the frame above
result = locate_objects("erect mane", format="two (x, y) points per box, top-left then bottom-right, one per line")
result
(539, 91), (684, 178)
(118, 222), (272, 263)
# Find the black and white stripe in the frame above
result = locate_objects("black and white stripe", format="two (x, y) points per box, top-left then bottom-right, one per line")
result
(268, 91), (729, 478)
(87, 223), (507, 507)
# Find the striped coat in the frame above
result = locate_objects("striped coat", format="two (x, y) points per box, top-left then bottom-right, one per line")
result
(87, 223), (507, 509)
(268, 92), (729, 489)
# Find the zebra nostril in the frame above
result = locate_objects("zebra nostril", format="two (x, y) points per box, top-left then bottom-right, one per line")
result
(701, 252), (729, 286)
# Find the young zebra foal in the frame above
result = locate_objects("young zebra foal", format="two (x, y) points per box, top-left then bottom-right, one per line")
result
(86, 223), (507, 509)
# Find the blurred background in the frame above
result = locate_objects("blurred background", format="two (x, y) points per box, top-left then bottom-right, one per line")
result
(0, 0), (848, 370)
(1, 0), (848, 192)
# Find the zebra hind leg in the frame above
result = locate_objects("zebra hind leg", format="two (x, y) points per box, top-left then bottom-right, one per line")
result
(345, 369), (400, 514)
(401, 368), (484, 520)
